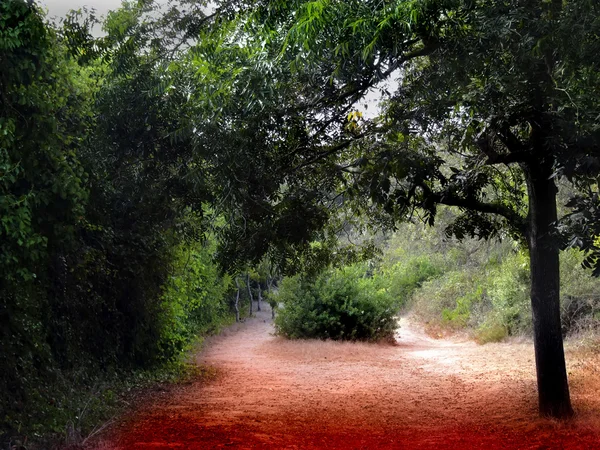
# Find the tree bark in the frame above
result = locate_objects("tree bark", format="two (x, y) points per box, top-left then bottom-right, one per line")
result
(524, 163), (573, 418)
(267, 277), (275, 319)
(257, 282), (262, 311)
(234, 278), (241, 323)
(247, 273), (253, 316)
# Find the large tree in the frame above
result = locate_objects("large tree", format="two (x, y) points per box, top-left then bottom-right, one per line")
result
(204, 0), (600, 417)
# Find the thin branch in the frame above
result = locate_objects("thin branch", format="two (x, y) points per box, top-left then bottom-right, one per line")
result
(483, 150), (531, 166)
(310, 41), (439, 113)
(291, 133), (367, 172)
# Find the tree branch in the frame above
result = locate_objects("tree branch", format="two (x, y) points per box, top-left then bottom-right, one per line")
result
(312, 40), (439, 112)
(475, 125), (531, 166)
(483, 150), (531, 166)
(495, 124), (528, 154)
(291, 133), (367, 172)
(421, 183), (527, 234)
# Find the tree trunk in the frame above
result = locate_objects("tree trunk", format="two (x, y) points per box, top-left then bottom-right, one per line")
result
(257, 283), (262, 311)
(524, 163), (573, 418)
(234, 278), (241, 323)
(247, 273), (253, 316)
(267, 277), (275, 319)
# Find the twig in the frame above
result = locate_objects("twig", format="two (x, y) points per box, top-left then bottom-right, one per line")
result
(81, 417), (116, 446)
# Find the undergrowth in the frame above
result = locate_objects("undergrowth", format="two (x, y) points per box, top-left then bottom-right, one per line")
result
(1, 236), (236, 450)
(387, 218), (600, 343)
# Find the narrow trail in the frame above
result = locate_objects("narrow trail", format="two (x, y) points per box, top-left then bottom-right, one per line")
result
(108, 307), (600, 449)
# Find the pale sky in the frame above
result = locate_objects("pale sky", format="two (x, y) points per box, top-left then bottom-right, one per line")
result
(41, 0), (124, 20)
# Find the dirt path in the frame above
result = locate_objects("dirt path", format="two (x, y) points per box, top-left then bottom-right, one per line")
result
(108, 307), (600, 449)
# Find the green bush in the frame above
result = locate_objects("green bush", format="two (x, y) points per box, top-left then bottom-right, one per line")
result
(442, 285), (485, 329)
(484, 251), (531, 336)
(413, 270), (482, 325)
(560, 249), (600, 334)
(158, 238), (233, 362)
(475, 320), (508, 344)
(410, 245), (600, 342)
(412, 250), (532, 341)
(274, 265), (399, 341)
(381, 255), (444, 308)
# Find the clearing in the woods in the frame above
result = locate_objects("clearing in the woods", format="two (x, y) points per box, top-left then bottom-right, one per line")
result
(100, 307), (600, 449)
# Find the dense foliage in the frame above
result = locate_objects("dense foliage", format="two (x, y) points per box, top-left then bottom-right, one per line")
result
(0, 1), (240, 444)
(1, 0), (94, 439)
(158, 236), (233, 360)
(274, 265), (399, 341)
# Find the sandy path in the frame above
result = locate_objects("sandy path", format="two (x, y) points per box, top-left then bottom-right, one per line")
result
(110, 307), (600, 449)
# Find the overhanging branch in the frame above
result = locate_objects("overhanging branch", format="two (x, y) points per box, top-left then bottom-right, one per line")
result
(484, 151), (531, 166)
(475, 127), (531, 166)
(290, 133), (367, 173)
(312, 40), (439, 112)
(420, 183), (527, 235)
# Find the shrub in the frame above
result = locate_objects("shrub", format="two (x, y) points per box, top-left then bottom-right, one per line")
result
(274, 265), (399, 341)
(485, 251), (531, 336)
(442, 285), (485, 329)
(381, 255), (444, 308)
(412, 270), (481, 325)
(384, 218), (600, 343)
(412, 251), (532, 340)
(475, 319), (508, 344)
(158, 238), (233, 362)
(560, 249), (600, 334)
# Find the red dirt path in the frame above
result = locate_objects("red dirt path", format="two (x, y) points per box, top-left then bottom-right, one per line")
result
(105, 307), (600, 449)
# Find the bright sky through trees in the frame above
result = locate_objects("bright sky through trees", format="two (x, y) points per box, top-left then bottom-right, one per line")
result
(41, 0), (123, 19)
(40, 0), (388, 117)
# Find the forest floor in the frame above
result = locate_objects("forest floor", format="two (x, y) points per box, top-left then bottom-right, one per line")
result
(96, 306), (600, 449)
